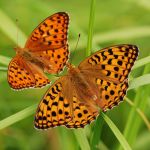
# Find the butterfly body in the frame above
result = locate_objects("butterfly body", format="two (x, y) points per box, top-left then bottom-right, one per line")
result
(67, 63), (99, 108)
(14, 46), (52, 73)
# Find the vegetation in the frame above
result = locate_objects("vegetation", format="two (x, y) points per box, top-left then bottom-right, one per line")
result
(0, 0), (150, 149)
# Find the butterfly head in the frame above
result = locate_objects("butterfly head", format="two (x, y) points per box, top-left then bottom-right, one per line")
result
(66, 62), (80, 75)
(66, 62), (75, 69)
(14, 46), (22, 54)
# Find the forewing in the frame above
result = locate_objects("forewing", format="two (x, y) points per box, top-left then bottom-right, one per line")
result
(79, 44), (138, 84)
(34, 44), (69, 74)
(8, 55), (50, 90)
(25, 12), (69, 51)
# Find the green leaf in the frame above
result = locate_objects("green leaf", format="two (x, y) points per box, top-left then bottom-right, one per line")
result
(129, 74), (150, 90)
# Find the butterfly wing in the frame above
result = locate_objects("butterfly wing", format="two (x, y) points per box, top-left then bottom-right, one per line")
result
(96, 78), (128, 111)
(78, 44), (138, 111)
(25, 12), (69, 51)
(34, 76), (72, 129)
(25, 12), (69, 74)
(34, 76), (98, 129)
(65, 96), (98, 128)
(79, 44), (138, 84)
(33, 44), (69, 74)
(8, 55), (50, 90)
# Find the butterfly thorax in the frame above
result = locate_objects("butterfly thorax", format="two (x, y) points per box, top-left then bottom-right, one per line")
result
(14, 47), (47, 70)
(14, 47), (31, 58)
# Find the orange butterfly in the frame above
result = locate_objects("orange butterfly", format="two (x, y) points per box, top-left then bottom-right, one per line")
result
(8, 12), (69, 90)
(34, 44), (139, 129)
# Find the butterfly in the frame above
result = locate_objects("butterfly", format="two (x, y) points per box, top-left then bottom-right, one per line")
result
(7, 12), (69, 90)
(34, 44), (139, 129)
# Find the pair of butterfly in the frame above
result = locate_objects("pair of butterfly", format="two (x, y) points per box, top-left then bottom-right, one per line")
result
(8, 12), (139, 129)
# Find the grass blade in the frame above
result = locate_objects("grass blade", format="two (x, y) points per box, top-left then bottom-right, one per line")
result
(94, 26), (150, 43)
(101, 113), (132, 150)
(0, 104), (36, 130)
(118, 58), (150, 150)
(86, 0), (96, 56)
(0, 9), (26, 46)
(133, 56), (150, 70)
(0, 55), (11, 66)
(73, 129), (91, 150)
(129, 74), (150, 90)
(125, 97), (150, 130)
(0, 67), (7, 71)
(0, 71), (6, 82)
(90, 112), (104, 150)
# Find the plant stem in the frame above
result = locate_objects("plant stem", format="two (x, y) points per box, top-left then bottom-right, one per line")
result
(86, 0), (96, 56)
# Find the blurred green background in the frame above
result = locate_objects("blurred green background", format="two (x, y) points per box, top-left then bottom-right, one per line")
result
(0, 0), (150, 150)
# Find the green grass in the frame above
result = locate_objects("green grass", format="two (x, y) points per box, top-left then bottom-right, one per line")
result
(86, 0), (96, 56)
(0, 104), (37, 130)
(0, 0), (150, 150)
(118, 62), (150, 150)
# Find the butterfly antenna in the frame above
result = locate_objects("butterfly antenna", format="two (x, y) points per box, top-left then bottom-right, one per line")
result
(70, 33), (80, 64)
(74, 33), (80, 52)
